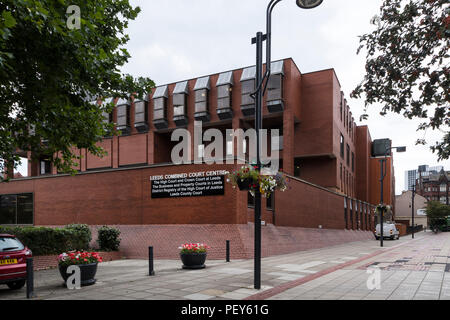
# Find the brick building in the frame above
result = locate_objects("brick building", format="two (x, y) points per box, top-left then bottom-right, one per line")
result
(416, 169), (450, 205)
(0, 58), (398, 258)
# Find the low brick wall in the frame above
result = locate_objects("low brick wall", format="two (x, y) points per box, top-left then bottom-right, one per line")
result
(88, 224), (374, 260)
(33, 251), (124, 271)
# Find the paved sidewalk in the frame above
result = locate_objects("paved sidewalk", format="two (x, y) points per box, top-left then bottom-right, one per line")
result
(0, 231), (447, 300)
(268, 231), (450, 300)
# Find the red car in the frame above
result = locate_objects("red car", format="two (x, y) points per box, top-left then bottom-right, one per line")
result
(0, 234), (32, 290)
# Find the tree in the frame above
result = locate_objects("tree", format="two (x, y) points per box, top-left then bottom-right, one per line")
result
(351, 0), (449, 160)
(0, 0), (154, 179)
(425, 200), (450, 229)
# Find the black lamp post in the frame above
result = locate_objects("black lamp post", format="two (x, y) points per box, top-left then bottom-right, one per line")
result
(411, 184), (415, 239)
(379, 145), (406, 247)
(250, 0), (323, 290)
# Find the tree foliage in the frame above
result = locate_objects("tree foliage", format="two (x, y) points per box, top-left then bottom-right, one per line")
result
(0, 0), (154, 179)
(426, 200), (450, 228)
(352, 0), (449, 160)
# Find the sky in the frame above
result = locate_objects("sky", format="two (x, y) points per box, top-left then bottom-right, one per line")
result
(17, 0), (449, 193)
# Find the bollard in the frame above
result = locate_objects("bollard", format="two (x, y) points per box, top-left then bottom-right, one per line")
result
(226, 240), (230, 262)
(26, 257), (34, 299)
(148, 246), (155, 276)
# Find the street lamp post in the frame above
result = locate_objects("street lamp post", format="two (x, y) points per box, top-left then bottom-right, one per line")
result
(251, 0), (323, 290)
(379, 146), (406, 247)
(411, 184), (415, 239)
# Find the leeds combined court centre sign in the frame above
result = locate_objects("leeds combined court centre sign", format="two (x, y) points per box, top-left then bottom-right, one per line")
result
(150, 170), (228, 198)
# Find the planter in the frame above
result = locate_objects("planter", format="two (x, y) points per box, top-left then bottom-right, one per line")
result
(237, 178), (257, 191)
(58, 263), (98, 286)
(180, 252), (207, 269)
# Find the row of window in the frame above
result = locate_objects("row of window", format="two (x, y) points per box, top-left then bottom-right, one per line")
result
(339, 133), (354, 171)
(0, 193), (33, 225)
(100, 61), (285, 133)
(344, 198), (374, 230)
(339, 92), (355, 142)
(424, 184), (449, 192)
(340, 162), (355, 196)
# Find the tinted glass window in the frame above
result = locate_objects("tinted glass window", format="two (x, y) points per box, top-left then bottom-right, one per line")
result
(154, 97), (165, 110)
(173, 93), (185, 106)
(0, 237), (24, 251)
(0, 193), (33, 225)
(241, 80), (255, 95)
(217, 85), (231, 99)
(17, 194), (33, 225)
(195, 89), (208, 102)
(0, 195), (16, 224)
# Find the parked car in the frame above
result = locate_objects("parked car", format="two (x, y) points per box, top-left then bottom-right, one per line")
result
(374, 223), (400, 240)
(0, 234), (32, 290)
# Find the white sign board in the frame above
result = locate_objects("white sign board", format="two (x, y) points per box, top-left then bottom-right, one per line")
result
(417, 209), (426, 216)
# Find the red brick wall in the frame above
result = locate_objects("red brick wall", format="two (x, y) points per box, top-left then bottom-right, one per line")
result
(0, 163), (243, 226)
(88, 224), (374, 260)
(275, 176), (346, 230)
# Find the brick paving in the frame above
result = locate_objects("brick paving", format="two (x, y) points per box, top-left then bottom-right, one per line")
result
(0, 231), (448, 300)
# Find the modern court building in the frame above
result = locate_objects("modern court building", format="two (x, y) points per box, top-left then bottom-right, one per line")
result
(0, 58), (399, 259)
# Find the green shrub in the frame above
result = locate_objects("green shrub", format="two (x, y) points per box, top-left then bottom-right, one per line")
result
(65, 224), (92, 250)
(0, 225), (92, 256)
(97, 226), (121, 251)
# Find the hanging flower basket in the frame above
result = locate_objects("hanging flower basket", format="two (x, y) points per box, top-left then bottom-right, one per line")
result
(227, 165), (288, 197)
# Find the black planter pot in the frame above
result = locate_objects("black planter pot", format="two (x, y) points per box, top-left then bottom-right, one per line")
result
(180, 253), (207, 269)
(236, 178), (257, 191)
(58, 263), (98, 286)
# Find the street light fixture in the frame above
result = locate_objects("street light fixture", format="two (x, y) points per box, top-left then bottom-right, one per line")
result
(378, 145), (406, 247)
(296, 0), (324, 9)
(251, 0), (324, 290)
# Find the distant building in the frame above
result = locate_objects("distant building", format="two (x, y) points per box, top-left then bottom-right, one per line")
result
(416, 169), (450, 205)
(395, 190), (428, 229)
(404, 165), (443, 191)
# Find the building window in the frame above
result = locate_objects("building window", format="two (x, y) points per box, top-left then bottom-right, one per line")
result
(134, 100), (148, 132)
(216, 71), (234, 120)
(153, 97), (166, 120)
(0, 193), (33, 225)
(346, 144), (350, 166)
(266, 193), (274, 210)
(173, 81), (189, 126)
(116, 100), (130, 135)
(240, 66), (256, 116)
(340, 93), (343, 122)
(351, 152), (355, 172)
(340, 134), (344, 159)
(247, 191), (255, 208)
(440, 184), (446, 192)
(241, 79), (255, 106)
(194, 76), (210, 122)
(40, 158), (51, 175)
(344, 197), (348, 229)
(266, 60), (284, 113)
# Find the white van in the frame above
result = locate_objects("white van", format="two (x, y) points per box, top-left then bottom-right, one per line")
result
(375, 223), (400, 240)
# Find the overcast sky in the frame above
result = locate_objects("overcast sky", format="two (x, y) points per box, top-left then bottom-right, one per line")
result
(18, 0), (449, 193)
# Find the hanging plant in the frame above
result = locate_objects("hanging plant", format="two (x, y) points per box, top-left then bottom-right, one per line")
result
(227, 165), (288, 197)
